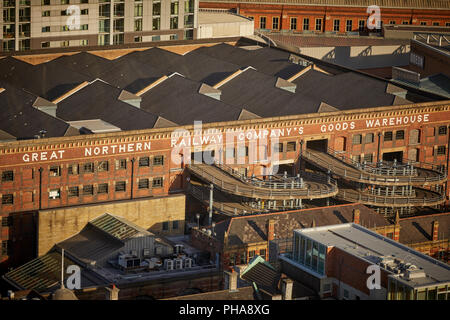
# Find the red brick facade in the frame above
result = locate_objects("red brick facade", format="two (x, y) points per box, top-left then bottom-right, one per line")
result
(1, 101), (450, 270)
(200, 2), (450, 32)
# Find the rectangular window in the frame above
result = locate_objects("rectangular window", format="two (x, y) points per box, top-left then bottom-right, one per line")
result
(135, 3), (143, 17)
(2, 171), (13, 182)
(260, 17), (266, 29)
(305, 239), (312, 267)
(170, 16), (178, 29)
(346, 20), (353, 32)
(162, 221), (169, 231)
(153, 17), (160, 30)
(396, 130), (405, 140)
(237, 146), (249, 157)
(116, 159), (127, 170)
(240, 252), (247, 264)
(152, 177), (163, 188)
(98, 161), (109, 172)
(287, 141), (296, 152)
(365, 133), (374, 143)
(359, 20), (365, 31)
(226, 148), (235, 159)
(115, 181), (126, 192)
(436, 146), (446, 156)
(315, 18), (322, 31)
(334, 19), (340, 32)
(248, 250), (256, 260)
(438, 126), (447, 135)
(153, 1), (161, 15)
(384, 131), (393, 141)
(303, 18), (309, 31)
(1, 216), (12, 227)
(2, 194), (13, 205)
(1, 241), (10, 256)
(68, 164), (79, 175)
(134, 18), (143, 31)
(363, 154), (373, 163)
(170, 1), (179, 15)
(274, 143), (283, 153)
(259, 249), (266, 259)
(272, 17), (279, 30)
(68, 186), (79, 197)
(290, 18), (297, 30)
(352, 155), (361, 163)
(98, 183), (108, 194)
(138, 178), (149, 189)
(153, 156), (164, 166)
(139, 157), (150, 167)
(402, 21), (409, 25)
(42, 26), (50, 32)
(83, 185), (93, 195)
(353, 134), (362, 145)
(433, 22), (440, 26)
(83, 162), (94, 173)
(172, 220), (179, 230)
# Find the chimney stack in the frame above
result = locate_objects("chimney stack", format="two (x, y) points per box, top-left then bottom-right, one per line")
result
(352, 209), (360, 224)
(105, 284), (119, 300)
(224, 270), (238, 292)
(267, 219), (275, 242)
(393, 211), (400, 242)
(281, 278), (293, 300)
(432, 221), (439, 242)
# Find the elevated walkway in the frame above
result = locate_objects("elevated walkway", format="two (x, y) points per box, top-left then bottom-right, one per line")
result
(303, 148), (446, 186)
(186, 162), (338, 200)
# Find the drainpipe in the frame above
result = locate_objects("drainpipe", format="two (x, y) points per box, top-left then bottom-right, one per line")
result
(209, 183), (213, 226)
(130, 158), (135, 200)
(38, 167), (43, 210)
(376, 132), (382, 163)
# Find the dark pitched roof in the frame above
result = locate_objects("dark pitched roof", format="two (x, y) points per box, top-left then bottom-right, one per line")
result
(139, 74), (244, 125)
(292, 69), (397, 109)
(97, 56), (167, 94)
(0, 82), (71, 139)
(218, 68), (319, 117)
(47, 52), (112, 79)
(213, 204), (389, 247)
(193, 43), (306, 79)
(57, 79), (160, 130)
(0, 57), (90, 101)
(399, 213), (450, 244)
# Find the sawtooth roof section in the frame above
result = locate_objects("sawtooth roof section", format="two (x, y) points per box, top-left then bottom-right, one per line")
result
(292, 69), (397, 109)
(217, 68), (319, 117)
(399, 213), (450, 245)
(139, 74), (244, 125)
(56, 79), (161, 131)
(46, 51), (112, 79)
(192, 43), (307, 80)
(0, 82), (72, 139)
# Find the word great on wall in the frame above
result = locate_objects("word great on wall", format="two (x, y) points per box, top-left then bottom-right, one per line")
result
(22, 142), (151, 163)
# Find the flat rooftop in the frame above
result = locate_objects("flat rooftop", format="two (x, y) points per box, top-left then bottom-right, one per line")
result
(296, 223), (450, 288)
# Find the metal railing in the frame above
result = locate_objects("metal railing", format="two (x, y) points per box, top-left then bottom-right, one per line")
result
(336, 188), (445, 207)
(187, 164), (338, 200)
(303, 149), (447, 185)
(187, 183), (265, 216)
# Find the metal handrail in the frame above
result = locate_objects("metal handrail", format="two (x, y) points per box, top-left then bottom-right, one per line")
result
(303, 149), (446, 184)
(187, 164), (338, 199)
(337, 188), (445, 206)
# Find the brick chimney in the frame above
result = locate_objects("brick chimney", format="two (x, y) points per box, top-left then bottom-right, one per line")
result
(393, 211), (400, 242)
(267, 219), (275, 241)
(224, 270), (238, 292)
(352, 209), (360, 224)
(105, 284), (119, 300)
(432, 221), (439, 242)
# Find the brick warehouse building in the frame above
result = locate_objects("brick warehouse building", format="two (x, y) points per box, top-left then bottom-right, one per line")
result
(0, 39), (449, 274)
(199, 0), (450, 33)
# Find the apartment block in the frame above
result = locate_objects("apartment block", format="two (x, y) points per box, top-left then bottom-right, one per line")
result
(0, 0), (198, 52)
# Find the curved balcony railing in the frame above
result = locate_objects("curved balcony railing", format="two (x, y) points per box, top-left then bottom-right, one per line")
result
(187, 163), (338, 200)
(336, 187), (445, 207)
(303, 149), (447, 185)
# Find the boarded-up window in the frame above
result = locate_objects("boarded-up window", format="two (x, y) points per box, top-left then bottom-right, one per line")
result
(408, 148), (419, 162)
(409, 129), (420, 144)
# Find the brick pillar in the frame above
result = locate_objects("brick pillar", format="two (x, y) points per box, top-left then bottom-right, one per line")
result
(267, 219), (275, 241)
(432, 221), (439, 242)
(105, 284), (119, 300)
(352, 209), (360, 224)
(393, 211), (400, 242)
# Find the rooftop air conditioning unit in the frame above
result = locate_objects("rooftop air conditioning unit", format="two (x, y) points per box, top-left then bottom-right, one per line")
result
(164, 259), (174, 270)
(184, 258), (193, 269)
(174, 258), (183, 270)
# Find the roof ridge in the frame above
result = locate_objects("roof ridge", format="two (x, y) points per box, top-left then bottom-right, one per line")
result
(400, 212), (450, 221)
